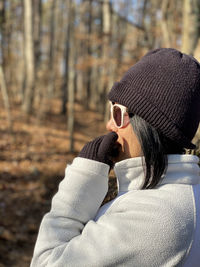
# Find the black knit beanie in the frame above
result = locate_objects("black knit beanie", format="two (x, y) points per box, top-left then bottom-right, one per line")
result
(108, 48), (200, 149)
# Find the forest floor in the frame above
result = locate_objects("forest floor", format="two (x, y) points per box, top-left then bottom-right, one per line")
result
(0, 99), (117, 267)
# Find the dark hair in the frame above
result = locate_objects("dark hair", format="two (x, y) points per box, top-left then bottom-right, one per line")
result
(130, 115), (185, 189)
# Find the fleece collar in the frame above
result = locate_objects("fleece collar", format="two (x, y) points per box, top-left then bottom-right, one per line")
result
(114, 155), (200, 192)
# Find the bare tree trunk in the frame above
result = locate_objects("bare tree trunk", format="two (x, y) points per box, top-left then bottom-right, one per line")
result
(48, 0), (58, 99)
(22, 0), (35, 114)
(61, 0), (72, 115)
(103, 0), (115, 122)
(182, 0), (200, 54)
(161, 0), (171, 47)
(98, 0), (111, 114)
(194, 39), (200, 62)
(0, 0), (6, 69)
(60, 0), (76, 152)
(32, 0), (43, 112)
(33, 0), (42, 70)
(0, 0), (14, 90)
(140, 0), (158, 50)
(0, 65), (12, 130)
(85, 0), (93, 109)
(68, 45), (76, 153)
(67, 1), (76, 152)
(76, 0), (88, 104)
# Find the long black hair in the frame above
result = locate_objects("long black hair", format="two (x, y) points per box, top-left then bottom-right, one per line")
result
(130, 115), (185, 189)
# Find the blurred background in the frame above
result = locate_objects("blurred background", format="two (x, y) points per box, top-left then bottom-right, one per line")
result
(0, 0), (200, 266)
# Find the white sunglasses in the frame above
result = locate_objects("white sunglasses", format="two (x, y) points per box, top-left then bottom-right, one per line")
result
(110, 102), (130, 128)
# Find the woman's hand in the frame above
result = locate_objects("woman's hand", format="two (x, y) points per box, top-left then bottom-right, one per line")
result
(78, 132), (120, 168)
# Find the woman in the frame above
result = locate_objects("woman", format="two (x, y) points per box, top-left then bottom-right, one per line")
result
(31, 48), (200, 266)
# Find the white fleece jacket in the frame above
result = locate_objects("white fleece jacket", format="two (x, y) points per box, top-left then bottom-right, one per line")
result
(31, 155), (200, 267)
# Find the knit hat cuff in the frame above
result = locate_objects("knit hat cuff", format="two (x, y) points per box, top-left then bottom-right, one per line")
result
(108, 82), (196, 149)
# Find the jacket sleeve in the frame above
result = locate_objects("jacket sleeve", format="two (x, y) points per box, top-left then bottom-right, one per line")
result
(30, 157), (111, 267)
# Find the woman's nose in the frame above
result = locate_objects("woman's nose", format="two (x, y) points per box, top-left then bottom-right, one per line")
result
(106, 118), (118, 132)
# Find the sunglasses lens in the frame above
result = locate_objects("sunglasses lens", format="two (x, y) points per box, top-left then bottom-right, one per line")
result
(113, 106), (122, 127)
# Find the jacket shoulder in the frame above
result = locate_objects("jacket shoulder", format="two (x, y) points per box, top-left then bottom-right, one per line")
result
(102, 185), (195, 266)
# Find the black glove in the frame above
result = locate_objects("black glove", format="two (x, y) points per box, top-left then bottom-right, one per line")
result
(78, 132), (119, 168)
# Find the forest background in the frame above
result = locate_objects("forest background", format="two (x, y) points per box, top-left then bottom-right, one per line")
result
(0, 0), (200, 266)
